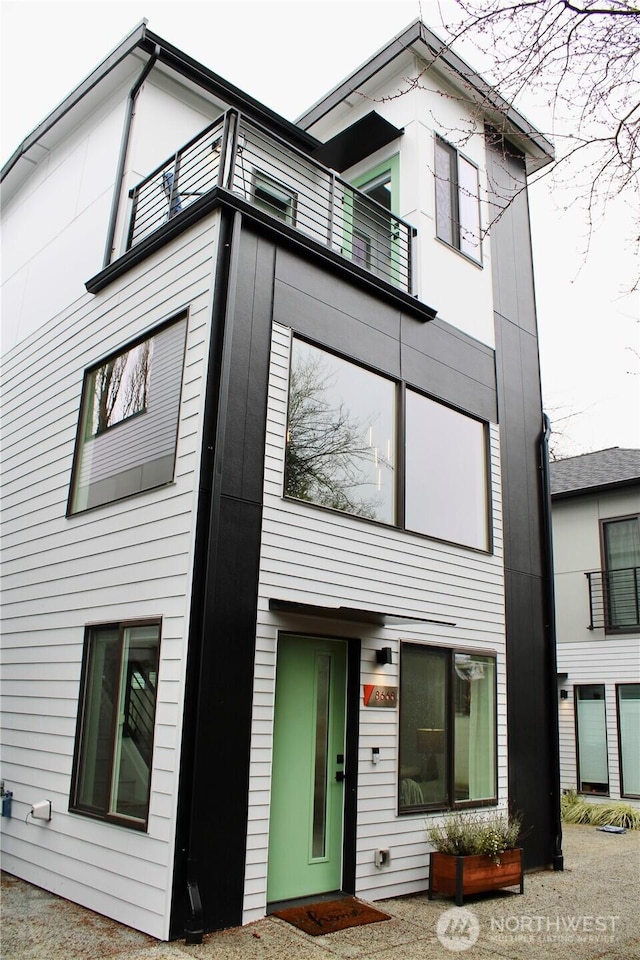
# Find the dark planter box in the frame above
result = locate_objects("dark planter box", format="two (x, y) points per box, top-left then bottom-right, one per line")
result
(428, 848), (524, 906)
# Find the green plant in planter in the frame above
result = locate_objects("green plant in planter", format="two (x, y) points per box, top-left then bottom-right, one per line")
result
(427, 811), (522, 865)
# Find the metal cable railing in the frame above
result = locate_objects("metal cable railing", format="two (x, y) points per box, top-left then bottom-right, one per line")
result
(127, 110), (415, 293)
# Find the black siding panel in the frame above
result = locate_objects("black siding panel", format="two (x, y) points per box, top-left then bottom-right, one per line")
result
(172, 217), (273, 936)
(487, 130), (560, 870)
(274, 248), (497, 422)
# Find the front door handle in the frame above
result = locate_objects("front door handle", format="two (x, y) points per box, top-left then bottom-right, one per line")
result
(335, 770), (346, 782)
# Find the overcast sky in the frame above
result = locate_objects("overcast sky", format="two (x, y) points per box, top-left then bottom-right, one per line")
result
(2, 0), (638, 457)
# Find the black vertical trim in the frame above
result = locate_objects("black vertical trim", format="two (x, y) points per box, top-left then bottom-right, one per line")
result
(342, 639), (360, 893)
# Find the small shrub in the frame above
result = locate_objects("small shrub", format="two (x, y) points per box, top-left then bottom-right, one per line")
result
(561, 790), (640, 829)
(427, 811), (522, 865)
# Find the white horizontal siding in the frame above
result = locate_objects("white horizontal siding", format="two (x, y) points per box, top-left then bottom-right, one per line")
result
(0, 215), (220, 939)
(557, 636), (640, 804)
(242, 321), (508, 923)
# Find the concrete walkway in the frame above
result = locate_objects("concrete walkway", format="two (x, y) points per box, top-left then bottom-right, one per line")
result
(2, 824), (639, 959)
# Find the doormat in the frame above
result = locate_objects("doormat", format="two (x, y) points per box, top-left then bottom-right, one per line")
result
(273, 897), (391, 936)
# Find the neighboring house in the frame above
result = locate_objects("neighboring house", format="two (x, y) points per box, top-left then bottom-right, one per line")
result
(551, 449), (640, 805)
(1, 19), (561, 941)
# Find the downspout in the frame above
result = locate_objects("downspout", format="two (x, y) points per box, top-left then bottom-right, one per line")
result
(102, 44), (160, 268)
(541, 413), (564, 871)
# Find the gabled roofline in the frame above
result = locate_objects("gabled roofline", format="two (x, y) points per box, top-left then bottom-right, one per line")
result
(2, 22), (320, 185)
(297, 19), (555, 174)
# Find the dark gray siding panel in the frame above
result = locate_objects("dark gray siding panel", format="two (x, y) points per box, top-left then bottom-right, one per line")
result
(487, 130), (559, 871)
(487, 134), (538, 338)
(274, 247), (497, 422)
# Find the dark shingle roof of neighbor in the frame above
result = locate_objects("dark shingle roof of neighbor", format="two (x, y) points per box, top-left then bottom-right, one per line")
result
(550, 447), (640, 498)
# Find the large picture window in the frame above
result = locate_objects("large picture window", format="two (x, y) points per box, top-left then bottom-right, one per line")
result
(435, 137), (481, 263)
(284, 338), (396, 524)
(284, 338), (490, 550)
(70, 621), (160, 829)
(405, 390), (489, 551)
(68, 315), (188, 514)
(398, 644), (496, 813)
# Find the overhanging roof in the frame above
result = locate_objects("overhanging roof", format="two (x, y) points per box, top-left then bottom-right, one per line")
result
(311, 111), (404, 172)
(297, 19), (555, 174)
(269, 598), (456, 627)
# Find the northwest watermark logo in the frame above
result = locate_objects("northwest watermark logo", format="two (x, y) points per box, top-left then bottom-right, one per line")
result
(488, 915), (619, 944)
(436, 907), (480, 951)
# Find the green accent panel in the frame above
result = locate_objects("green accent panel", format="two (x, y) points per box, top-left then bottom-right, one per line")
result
(267, 635), (347, 902)
(342, 155), (403, 286)
(352, 154), (400, 211)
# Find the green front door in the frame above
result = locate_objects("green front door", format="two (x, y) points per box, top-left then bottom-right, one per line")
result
(267, 635), (347, 903)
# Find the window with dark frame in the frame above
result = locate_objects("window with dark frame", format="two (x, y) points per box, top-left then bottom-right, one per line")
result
(283, 338), (491, 551)
(70, 621), (160, 829)
(398, 644), (497, 813)
(435, 136), (481, 263)
(601, 515), (640, 630)
(575, 684), (609, 796)
(252, 170), (297, 225)
(68, 314), (188, 514)
(616, 683), (640, 799)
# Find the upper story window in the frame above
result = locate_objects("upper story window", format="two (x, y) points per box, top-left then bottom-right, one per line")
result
(70, 620), (160, 829)
(602, 515), (640, 630)
(398, 644), (497, 813)
(284, 337), (491, 551)
(405, 389), (489, 551)
(435, 136), (481, 264)
(284, 338), (396, 524)
(68, 314), (188, 514)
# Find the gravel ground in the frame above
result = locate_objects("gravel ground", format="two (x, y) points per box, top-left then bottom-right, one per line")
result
(2, 824), (639, 960)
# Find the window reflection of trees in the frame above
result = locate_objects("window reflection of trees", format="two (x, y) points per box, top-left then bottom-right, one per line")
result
(284, 344), (394, 522)
(91, 342), (152, 436)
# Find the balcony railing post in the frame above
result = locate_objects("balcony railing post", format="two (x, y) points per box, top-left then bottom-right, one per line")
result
(409, 227), (418, 296)
(327, 172), (336, 248)
(126, 186), (140, 251)
(217, 109), (241, 191)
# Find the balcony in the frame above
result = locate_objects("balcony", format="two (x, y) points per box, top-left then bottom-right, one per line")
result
(586, 567), (640, 631)
(126, 110), (416, 295)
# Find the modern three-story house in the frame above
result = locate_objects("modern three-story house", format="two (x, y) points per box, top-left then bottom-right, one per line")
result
(1, 19), (561, 941)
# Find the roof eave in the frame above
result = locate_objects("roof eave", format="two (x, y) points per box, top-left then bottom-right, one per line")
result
(551, 476), (640, 500)
(2, 22), (320, 187)
(297, 19), (554, 174)
(1, 20), (150, 183)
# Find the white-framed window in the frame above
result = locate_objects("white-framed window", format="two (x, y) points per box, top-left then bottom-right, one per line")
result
(435, 136), (482, 263)
(68, 314), (188, 514)
(398, 644), (497, 812)
(70, 620), (160, 829)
